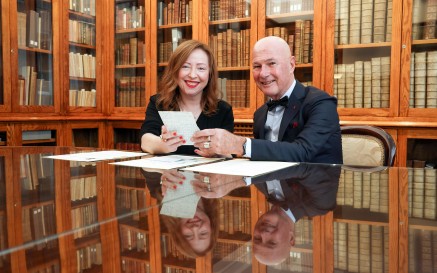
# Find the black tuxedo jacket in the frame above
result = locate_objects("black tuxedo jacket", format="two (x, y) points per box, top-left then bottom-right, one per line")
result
(254, 163), (340, 221)
(252, 81), (343, 164)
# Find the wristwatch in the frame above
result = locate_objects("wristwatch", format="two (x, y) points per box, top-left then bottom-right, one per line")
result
(242, 138), (247, 156)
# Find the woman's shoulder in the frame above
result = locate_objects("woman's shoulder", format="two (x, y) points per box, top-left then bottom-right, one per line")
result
(217, 99), (232, 111)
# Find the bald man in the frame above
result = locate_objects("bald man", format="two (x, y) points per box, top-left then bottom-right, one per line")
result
(192, 36), (342, 164)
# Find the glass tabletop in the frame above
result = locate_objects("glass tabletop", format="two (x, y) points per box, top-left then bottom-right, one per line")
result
(0, 146), (435, 273)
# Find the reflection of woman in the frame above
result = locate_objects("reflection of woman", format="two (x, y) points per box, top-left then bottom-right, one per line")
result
(160, 198), (219, 258)
(141, 169), (219, 258)
(140, 40), (234, 156)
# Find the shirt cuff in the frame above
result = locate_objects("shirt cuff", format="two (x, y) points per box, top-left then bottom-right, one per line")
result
(244, 138), (252, 158)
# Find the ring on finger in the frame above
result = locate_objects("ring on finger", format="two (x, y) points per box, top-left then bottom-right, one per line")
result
(207, 135), (211, 142)
(203, 176), (210, 183)
(207, 183), (212, 192)
(203, 142), (210, 148)
(160, 135), (167, 142)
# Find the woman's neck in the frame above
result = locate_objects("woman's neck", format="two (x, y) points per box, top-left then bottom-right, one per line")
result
(178, 96), (202, 119)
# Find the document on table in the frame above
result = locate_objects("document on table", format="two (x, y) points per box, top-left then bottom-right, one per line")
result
(45, 150), (147, 162)
(160, 171), (200, 218)
(182, 159), (298, 177)
(159, 111), (200, 145)
(111, 154), (225, 170)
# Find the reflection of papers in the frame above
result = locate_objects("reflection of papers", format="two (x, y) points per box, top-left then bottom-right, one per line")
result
(45, 151), (146, 162)
(111, 155), (224, 170)
(159, 111), (200, 145)
(160, 172), (200, 218)
(182, 159), (298, 177)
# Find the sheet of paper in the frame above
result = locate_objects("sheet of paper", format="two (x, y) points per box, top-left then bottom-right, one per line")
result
(45, 151), (146, 162)
(160, 172), (200, 218)
(111, 154), (224, 170)
(182, 159), (298, 177)
(159, 111), (200, 145)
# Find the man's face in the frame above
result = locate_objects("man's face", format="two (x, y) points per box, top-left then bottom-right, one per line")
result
(252, 42), (295, 100)
(253, 206), (295, 265)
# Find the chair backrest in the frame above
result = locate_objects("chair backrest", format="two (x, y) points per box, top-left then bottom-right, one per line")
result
(341, 125), (396, 167)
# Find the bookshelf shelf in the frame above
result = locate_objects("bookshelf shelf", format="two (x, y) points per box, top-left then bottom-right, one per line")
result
(69, 42), (96, 50)
(74, 233), (101, 249)
(116, 27), (146, 34)
(69, 10), (96, 20)
(335, 42), (392, 49)
(334, 218), (389, 227)
(266, 11), (314, 23)
(18, 46), (52, 55)
(115, 64), (146, 69)
(218, 66), (250, 72)
(22, 138), (57, 145)
(120, 251), (150, 261)
(412, 39), (437, 45)
(209, 17), (251, 25)
(70, 77), (96, 82)
(158, 22), (192, 29)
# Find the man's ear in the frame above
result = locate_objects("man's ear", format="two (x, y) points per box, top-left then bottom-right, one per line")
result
(289, 232), (295, 246)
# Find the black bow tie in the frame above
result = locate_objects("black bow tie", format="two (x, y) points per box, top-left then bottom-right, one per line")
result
(267, 96), (289, 111)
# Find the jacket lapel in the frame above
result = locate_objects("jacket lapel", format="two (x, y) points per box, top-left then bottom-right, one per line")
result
(278, 82), (306, 140)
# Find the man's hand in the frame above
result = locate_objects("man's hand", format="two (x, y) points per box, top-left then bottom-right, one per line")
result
(191, 128), (246, 157)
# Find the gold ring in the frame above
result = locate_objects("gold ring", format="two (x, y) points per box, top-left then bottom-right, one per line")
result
(207, 135), (211, 141)
(160, 135), (166, 142)
(203, 142), (210, 148)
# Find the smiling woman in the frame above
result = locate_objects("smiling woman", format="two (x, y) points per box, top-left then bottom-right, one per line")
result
(139, 40), (234, 156)
(160, 198), (219, 258)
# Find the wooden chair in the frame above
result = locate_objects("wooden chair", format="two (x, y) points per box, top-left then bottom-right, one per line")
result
(341, 125), (396, 167)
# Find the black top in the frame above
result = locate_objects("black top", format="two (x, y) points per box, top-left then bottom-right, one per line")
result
(140, 94), (234, 154)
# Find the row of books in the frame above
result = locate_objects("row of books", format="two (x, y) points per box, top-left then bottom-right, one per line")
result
(116, 165), (145, 181)
(17, 10), (52, 50)
(116, 38), (146, 66)
(334, 222), (389, 272)
(19, 68), (53, 106)
(69, 52), (96, 79)
(163, 267), (194, 273)
(209, 0), (250, 21)
(69, 89), (97, 107)
(22, 203), (57, 250)
(219, 78), (249, 108)
(266, 19), (314, 64)
(71, 176), (97, 201)
(266, 0), (314, 15)
(412, 0), (437, 40)
(209, 28), (251, 68)
(409, 50), (437, 109)
(76, 243), (102, 272)
(408, 168), (437, 220)
(409, 229), (437, 273)
(158, 40), (187, 63)
(122, 258), (151, 273)
(69, 19), (96, 46)
(119, 225), (149, 253)
(72, 203), (98, 239)
(213, 242), (251, 264)
(69, 0), (96, 16)
(20, 153), (54, 191)
(115, 5), (144, 30)
(218, 199), (251, 236)
(158, 0), (193, 26)
(116, 188), (148, 221)
(336, 169), (389, 213)
(116, 76), (146, 107)
(161, 234), (193, 262)
(335, 0), (392, 45)
(334, 57), (391, 109)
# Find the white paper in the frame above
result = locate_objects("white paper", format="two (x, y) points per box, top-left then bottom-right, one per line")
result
(45, 150), (147, 162)
(182, 159), (298, 177)
(160, 172), (200, 218)
(111, 154), (224, 170)
(159, 111), (200, 145)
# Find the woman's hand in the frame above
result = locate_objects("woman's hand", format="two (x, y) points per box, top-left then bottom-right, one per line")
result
(160, 169), (186, 196)
(159, 125), (186, 153)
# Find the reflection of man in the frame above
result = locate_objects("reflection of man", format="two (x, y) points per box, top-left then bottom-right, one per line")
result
(251, 163), (341, 265)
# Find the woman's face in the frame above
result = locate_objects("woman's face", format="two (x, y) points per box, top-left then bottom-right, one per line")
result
(177, 48), (210, 99)
(180, 205), (212, 253)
